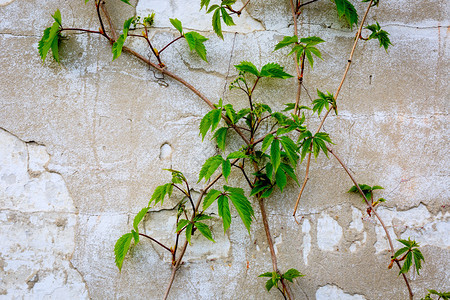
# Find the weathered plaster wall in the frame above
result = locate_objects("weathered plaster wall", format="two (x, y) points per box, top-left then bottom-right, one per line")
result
(0, 0), (448, 299)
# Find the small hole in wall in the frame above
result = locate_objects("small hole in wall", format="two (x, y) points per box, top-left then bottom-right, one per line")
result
(160, 143), (172, 160)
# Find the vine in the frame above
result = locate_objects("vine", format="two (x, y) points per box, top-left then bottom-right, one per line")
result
(37, 0), (446, 299)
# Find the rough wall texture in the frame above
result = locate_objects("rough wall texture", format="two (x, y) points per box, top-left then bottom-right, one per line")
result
(0, 0), (449, 299)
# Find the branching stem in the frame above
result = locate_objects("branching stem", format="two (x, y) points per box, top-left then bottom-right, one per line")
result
(138, 233), (172, 253)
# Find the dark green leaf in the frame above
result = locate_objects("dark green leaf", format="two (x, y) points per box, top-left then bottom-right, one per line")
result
(184, 31), (208, 61)
(133, 207), (150, 232)
(334, 0), (358, 27)
(274, 35), (298, 51)
(265, 278), (275, 291)
(280, 136), (299, 166)
(114, 233), (133, 271)
(393, 247), (409, 259)
(176, 219), (190, 232)
(250, 182), (270, 197)
(412, 248), (424, 275)
(271, 139), (281, 175)
(203, 189), (222, 210)
(261, 134), (274, 153)
(170, 18), (183, 34)
(220, 7), (235, 26)
(198, 155), (224, 182)
(260, 63), (293, 79)
(195, 222), (215, 242)
(120, 0), (132, 6)
(275, 167), (287, 192)
(213, 127), (228, 151)
(235, 61), (259, 77)
(222, 159), (231, 182)
(218, 195), (231, 233)
(224, 104), (236, 123)
(399, 251), (413, 274)
(280, 163), (299, 185)
(200, 0), (211, 10)
(186, 223), (193, 244)
(261, 186), (274, 198)
(227, 151), (248, 159)
(282, 268), (304, 282)
(225, 186), (254, 233)
(212, 8), (223, 39)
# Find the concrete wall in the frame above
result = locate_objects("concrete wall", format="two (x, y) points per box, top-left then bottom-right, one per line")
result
(0, 0), (448, 299)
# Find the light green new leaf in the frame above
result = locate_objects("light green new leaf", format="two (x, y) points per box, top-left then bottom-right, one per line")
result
(300, 36), (325, 46)
(38, 11), (62, 63)
(198, 155), (224, 182)
(224, 104), (236, 123)
(213, 127), (228, 150)
(112, 17), (134, 61)
(199, 109), (222, 140)
(282, 268), (304, 282)
(221, 7), (235, 26)
(131, 229), (139, 243)
(222, 159), (231, 182)
(234, 61), (260, 77)
(203, 189), (222, 210)
(218, 194), (231, 233)
(114, 233), (133, 271)
(133, 207), (150, 232)
(270, 139), (281, 175)
(333, 0), (358, 27)
(51, 9), (62, 25)
(184, 31), (208, 61)
(170, 18), (183, 34)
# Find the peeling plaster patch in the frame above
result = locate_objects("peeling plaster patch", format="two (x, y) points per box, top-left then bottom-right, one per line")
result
(137, 0), (264, 33)
(302, 219), (311, 265)
(273, 234), (282, 255)
(374, 204), (450, 253)
(159, 143), (172, 160)
(317, 213), (343, 252)
(349, 207), (364, 232)
(0, 129), (88, 298)
(316, 285), (366, 300)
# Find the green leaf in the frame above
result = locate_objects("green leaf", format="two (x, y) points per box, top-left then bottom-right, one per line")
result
(170, 18), (183, 34)
(195, 222), (215, 242)
(213, 127), (228, 151)
(199, 109), (222, 140)
(51, 9), (62, 26)
(398, 238), (415, 248)
(312, 90), (335, 116)
(222, 159), (231, 182)
(224, 104), (236, 123)
(366, 22), (392, 51)
(280, 163), (299, 185)
(300, 36), (325, 46)
(218, 194), (231, 233)
(225, 186), (254, 233)
(198, 155), (224, 182)
(206, 4), (220, 13)
(200, 0), (211, 10)
(221, 0), (237, 5)
(399, 251), (413, 275)
(131, 229), (139, 243)
(412, 248), (424, 275)
(280, 136), (299, 166)
(133, 207), (150, 232)
(184, 31), (208, 61)
(265, 278), (275, 291)
(250, 182), (270, 197)
(259, 272), (273, 278)
(282, 268), (304, 282)
(261, 186), (274, 198)
(372, 185), (384, 190)
(275, 167), (287, 192)
(274, 35), (298, 51)
(212, 8), (223, 39)
(176, 219), (190, 232)
(270, 139), (281, 175)
(227, 151), (248, 159)
(334, 0), (358, 27)
(149, 183), (173, 205)
(114, 233), (133, 271)
(50, 35), (60, 62)
(220, 7), (235, 26)
(120, 0), (133, 6)
(203, 189), (222, 210)
(393, 247), (409, 259)
(186, 223), (194, 244)
(261, 134), (274, 153)
(38, 12), (62, 63)
(260, 63), (293, 79)
(112, 17), (134, 61)
(235, 61), (259, 77)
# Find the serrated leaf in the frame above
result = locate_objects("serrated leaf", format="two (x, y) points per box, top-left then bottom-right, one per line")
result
(261, 186), (274, 198)
(207, 4), (220, 13)
(225, 186), (254, 233)
(198, 155), (224, 182)
(114, 233), (133, 271)
(212, 8), (223, 38)
(235, 61), (259, 77)
(300, 36), (325, 46)
(399, 251), (413, 274)
(282, 268), (304, 282)
(112, 34), (126, 61)
(412, 248), (424, 275)
(227, 151), (248, 159)
(280, 136), (299, 166)
(195, 222), (215, 242)
(274, 35), (298, 51)
(200, 0), (211, 9)
(222, 159), (231, 182)
(393, 247), (409, 259)
(280, 163), (299, 185)
(213, 127), (228, 151)
(38, 14), (61, 63)
(176, 219), (190, 232)
(220, 7), (235, 26)
(133, 207), (150, 232)
(131, 229), (139, 243)
(170, 18), (183, 34)
(199, 109), (222, 140)
(270, 139), (281, 175)
(260, 63), (293, 79)
(218, 195), (231, 233)
(372, 185), (384, 190)
(250, 182), (270, 197)
(259, 272), (274, 278)
(261, 134), (274, 153)
(149, 183), (173, 205)
(184, 31), (208, 61)
(186, 223), (193, 244)
(51, 9), (62, 26)
(275, 168), (287, 192)
(203, 189), (222, 210)
(334, 0), (358, 27)
(224, 104), (236, 123)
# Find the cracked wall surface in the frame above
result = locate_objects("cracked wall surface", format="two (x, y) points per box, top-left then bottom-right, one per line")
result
(0, 0), (449, 299)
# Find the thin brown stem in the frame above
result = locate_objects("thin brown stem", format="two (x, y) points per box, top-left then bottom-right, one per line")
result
(292, 150), (312, 216)
(298, 0), (320, 11)
(327, 147), (413, 300)
(100, 1), (116, 40)
(159, 36), (184, 54)
(95, 0), (108, 38)
(295, 53), (306, 116)
(139, 233), (172, 253)
(60, 28), (103, 35)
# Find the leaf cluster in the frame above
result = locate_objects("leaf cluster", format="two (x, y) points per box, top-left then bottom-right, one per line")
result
(259, 268), (304, 292)
(393, 238), (425, 275)
(332, 0), (358, 27)
(177, 214), (215, 244)
(365, 22), (392, 51)
(298, 131), (333, 161)
(274, 36), (325, 69)
(348, 183), (384, 203)
(421, 290), (450, 300)
(312, 90), (337, 116)
(201, 0), (237, 39)
(234, 61), (293, 79)
(38, 10), (62, 63)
